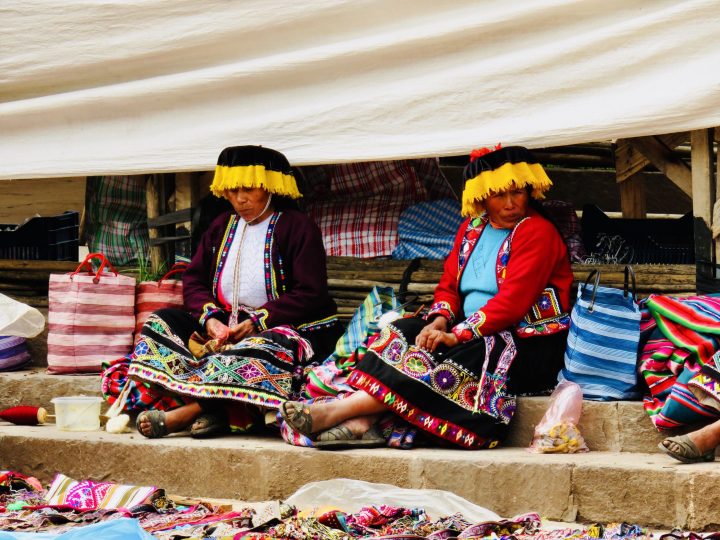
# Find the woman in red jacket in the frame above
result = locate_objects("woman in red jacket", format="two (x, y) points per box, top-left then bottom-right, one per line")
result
(282, 146), (574, 449)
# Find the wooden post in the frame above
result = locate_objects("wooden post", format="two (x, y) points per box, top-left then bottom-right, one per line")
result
(618, 175), (646, 218)
(146, 174), (168, 275)
(615, 141), (647, 218)
(691, 128), (717, 291)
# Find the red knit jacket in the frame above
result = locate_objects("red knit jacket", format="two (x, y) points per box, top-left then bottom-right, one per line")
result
(427, 208), (573, 342)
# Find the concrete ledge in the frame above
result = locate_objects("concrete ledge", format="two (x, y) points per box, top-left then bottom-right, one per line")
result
(0, 369), (102, 411)
(506, 397), (672, 453)
(0, 369), (672, 453)
(1, 424), (718, 530)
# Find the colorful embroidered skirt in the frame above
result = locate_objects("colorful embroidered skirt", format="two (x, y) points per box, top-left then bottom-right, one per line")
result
(348, 317), (566, 449)
(127, 309), (311, 410)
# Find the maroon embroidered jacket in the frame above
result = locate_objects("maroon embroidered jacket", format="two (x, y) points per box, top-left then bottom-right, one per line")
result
(183, 210), (338, 332)
(427, 208), (573, 342)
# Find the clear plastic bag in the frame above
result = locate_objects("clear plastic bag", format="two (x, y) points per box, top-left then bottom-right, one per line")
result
(528, 380), (589, 453)
(285, 478), (500, 522)
(0, 293), (45, 338)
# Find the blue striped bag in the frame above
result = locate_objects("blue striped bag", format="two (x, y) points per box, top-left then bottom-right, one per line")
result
(559, 267), (642, 400)
(0, 336), (32, 371)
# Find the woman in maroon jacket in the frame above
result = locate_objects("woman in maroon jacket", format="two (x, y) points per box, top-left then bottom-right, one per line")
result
(131, 146), (341, 438)
(283, 146), (573, 449)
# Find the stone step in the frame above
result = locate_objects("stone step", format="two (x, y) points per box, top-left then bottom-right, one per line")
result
(0, 369), (670, 453)
(0, 423), (717, 531)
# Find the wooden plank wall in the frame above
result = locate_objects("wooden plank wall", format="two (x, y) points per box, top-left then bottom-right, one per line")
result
(0, 178), (86, 224)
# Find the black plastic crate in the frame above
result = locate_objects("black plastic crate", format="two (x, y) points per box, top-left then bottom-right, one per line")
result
(0, 211), (79, 261)
(581, 205), (694, 265)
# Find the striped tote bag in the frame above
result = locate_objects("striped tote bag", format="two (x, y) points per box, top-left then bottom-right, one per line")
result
(134, 263), (186, 343)
(47, 253), (136, 374)
(559, 267), (642, 400)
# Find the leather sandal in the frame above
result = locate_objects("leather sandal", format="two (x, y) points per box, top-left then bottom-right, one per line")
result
(280, 401), (314, 436)
(135, 410), (168, 439)
(190, 412), (229, 439)
(315, 424), (386, 450)
(658, 434), (716, 464)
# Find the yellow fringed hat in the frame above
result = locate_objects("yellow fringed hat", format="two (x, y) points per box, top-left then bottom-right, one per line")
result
(461, 145), (552, 216)
(210, 145), (302, 199)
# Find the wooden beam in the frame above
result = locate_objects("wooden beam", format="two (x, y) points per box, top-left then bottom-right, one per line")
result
(146, 174), (171, 275)
(692, 129), (715, 227)
(615, 132), (688, 183)
(622, 135), (692, 196)
(691, 128), (716, 288)
(618, 174), (646, 218)
(147, 208), (193, 228)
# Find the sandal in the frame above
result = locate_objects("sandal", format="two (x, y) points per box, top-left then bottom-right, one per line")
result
(658, 434), (716, 464)
(135, 410), (168, 439)
(280, 401), (314, 436)
(315, 424), (386, 450)
(190, 413), (229, 439)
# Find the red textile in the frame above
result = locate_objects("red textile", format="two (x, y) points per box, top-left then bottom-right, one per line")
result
(431, 208), (573, 340)
(300, 159), (455, 258)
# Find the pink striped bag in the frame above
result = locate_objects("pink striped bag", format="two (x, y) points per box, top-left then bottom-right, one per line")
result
(134, 263), (186, 343)
(47, 253), (136, 374)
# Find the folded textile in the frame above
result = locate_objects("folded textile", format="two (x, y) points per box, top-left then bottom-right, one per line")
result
(392, 199), (463, 260)
(44, 473), (162, 512)
(101, 356), (185, 413)
(639, 295), (720, 429)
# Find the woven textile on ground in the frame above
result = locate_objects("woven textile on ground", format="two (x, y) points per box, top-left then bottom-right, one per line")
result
(45, 473), (161, 512)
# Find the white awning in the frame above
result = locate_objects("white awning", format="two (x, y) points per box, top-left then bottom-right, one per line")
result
(2, 0), (719, 179)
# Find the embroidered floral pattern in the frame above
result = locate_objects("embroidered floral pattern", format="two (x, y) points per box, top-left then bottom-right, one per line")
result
(349, 371), (492, 449)
(401, 350), (435, 379)
(431, 365), (461, 394)
(383, 337), (407, 365)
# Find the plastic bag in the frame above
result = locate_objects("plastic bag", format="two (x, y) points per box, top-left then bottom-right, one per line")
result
(285, 478), (500, 522)
(0, 293), (45, 338)
(528, 380), (589, 453)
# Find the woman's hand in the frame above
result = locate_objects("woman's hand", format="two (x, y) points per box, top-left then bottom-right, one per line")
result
(229, 319), (256, 342)
(206, 318), (231, 343)
(416, 316), (457, 351)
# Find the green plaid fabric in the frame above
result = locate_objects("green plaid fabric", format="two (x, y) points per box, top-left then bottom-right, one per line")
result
(84, 176), (149, 265)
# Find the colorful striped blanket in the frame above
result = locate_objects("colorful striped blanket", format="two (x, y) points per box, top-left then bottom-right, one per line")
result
(639, 294), (720, 430)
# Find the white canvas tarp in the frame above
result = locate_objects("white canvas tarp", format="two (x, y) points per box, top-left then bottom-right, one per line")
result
(2, 0), (720, 180)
